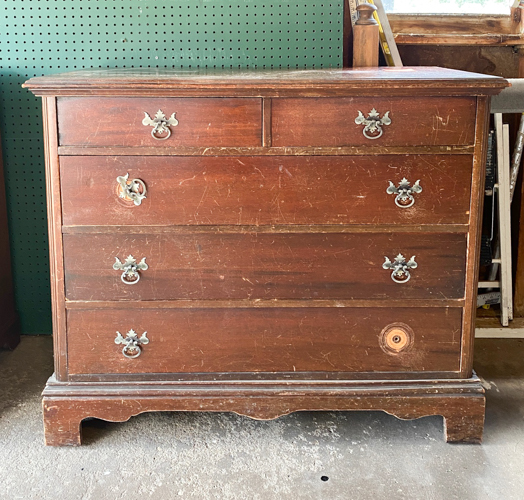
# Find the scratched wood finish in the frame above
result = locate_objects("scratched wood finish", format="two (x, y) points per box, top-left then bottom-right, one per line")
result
(42, 376), (485, 445)
(66, 307), (462, 375)
(24, 67), (508, 445)
(60, 155), (473, 226)
(23, 67), (507, 97)
(57, 97), (262, 147)
(63, 232), (466, 301)
(272, 97), (476, 147)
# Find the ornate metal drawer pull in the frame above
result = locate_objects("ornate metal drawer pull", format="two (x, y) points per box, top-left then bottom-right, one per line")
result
(117, 173), (147, 206)
(386, 178), (422, 208)
(142, 109), (179, 140)
(113, 255), (148, 285)
(383, 253), (417, 283)
(355, 108), (391, 140)
(115, 329), (149, 359)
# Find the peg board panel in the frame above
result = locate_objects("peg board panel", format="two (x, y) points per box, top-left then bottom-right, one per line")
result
(0, 1), (343, 334)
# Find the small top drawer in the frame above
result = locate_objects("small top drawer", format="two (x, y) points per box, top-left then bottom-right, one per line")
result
(57, 97), (262, 147)
(272, 96), (477, 147)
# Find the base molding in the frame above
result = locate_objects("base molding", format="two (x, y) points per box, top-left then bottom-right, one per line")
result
(42, 374), (485, 446)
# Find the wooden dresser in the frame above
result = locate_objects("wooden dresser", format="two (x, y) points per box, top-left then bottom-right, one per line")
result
(24, 68), (507, 446)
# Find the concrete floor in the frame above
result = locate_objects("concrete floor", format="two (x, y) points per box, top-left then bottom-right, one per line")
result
(0, 337), (523, 500)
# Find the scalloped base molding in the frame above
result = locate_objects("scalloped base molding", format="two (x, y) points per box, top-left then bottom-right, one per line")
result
(42, 374), (485, 446)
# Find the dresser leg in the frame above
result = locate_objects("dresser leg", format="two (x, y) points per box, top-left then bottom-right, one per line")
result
(442, 400), (485, 443)
(43, 398), (83, 446)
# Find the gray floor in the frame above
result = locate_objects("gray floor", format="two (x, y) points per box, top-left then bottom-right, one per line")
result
(1, 337), (523, 500)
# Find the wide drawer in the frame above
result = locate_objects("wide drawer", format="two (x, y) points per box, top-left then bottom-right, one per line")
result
(60, 155), (473, 226)
(66, 307), (462, 375)
(57, 97), (262, 147)
(63, 232), (466, 301)
(272, 97), (477, 147)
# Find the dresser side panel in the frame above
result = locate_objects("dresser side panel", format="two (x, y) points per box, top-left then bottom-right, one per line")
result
(43, 97), (67, 380)
(460, 96), (490, 377)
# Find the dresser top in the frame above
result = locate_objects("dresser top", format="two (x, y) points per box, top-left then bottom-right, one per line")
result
(24, 67), (507, 97)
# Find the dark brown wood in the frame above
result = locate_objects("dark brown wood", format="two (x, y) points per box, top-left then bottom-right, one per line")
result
(398, 46), (520, 79)
(57, 97), (263, 147)
(272, 97), (477, 147)
(24, 67), (507, 445)
(343, 0), (353, 68)
(63, 232), (467, 301)
(64, 298), (466, 309)
(66, 307), (462, 375)
(42, 375), (485, 446)
(0, 129), (19, 349)
(61, 224), (469, 235)
(460, 96), (490, 377)
(43, 97), (68, 380)
(389, 14), (520, 36)
(352, 4), (380, 68)
(60, 155), (474, 227)
(262, 98), (272, 147)
(57, 145), (476, 156)
(395, 34), (524, 47)
(23, 67), (508, 98)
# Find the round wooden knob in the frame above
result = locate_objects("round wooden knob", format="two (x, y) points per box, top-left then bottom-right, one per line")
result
(356, 4), (378, 26)
(379, 323), (414, 354)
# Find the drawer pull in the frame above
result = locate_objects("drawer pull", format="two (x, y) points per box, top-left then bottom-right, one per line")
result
(383, 253), (417, 283)
(113, 255), (148, 285)
(386, 178), (422, 208)
(142, 109), (179, 140)
(116, 173), (147, 206)
(355, 108), (391, 140)
(114, 329), (149, 359)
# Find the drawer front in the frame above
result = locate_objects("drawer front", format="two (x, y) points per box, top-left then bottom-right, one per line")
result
(57, 97), (262, 147)
(63, 232), (466, 301)
(272, 97), (476, 147)
(61, 155), (473, 226)
(66, 307), (462, 375)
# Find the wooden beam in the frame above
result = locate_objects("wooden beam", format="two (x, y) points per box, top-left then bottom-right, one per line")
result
(389, 14), (518, 35)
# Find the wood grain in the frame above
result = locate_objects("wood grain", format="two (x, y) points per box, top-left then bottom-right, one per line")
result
(63, 232), (467, 301)
(23, 67), (505, 445)
(66, 307), (462, 375)
(23, 67), (508, 97)
(57, 97), (262, 147)
(60, 155), (474, 226)
(42, 375), (485, 445)
(42, 97), (68, 379)
(389, 14), (520, 36)
(57, 145), (476, 156)
(460, 96), (490, 378)
(272, 97), (477, 147)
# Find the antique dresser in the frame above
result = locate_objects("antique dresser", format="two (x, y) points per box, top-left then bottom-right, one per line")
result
(24, 67), (507, 445)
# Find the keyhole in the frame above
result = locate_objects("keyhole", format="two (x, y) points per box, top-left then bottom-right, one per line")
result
(392, 335), (401, 344)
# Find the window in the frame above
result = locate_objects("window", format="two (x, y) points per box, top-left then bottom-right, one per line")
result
(383, 0), (512, 14)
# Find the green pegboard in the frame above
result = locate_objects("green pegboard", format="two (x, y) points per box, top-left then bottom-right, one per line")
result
(0, 0), (343, 334)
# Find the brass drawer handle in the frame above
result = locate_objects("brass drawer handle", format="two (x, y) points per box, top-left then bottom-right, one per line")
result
(115, 329), (149, 359)
(386, 178), (422, 208)
(142, 109), (179, 140)
(117, 173), (147, 206)
(355, 108), (391, 140)
(113, 255), (148, 285)
(383, 253), (417, 283)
